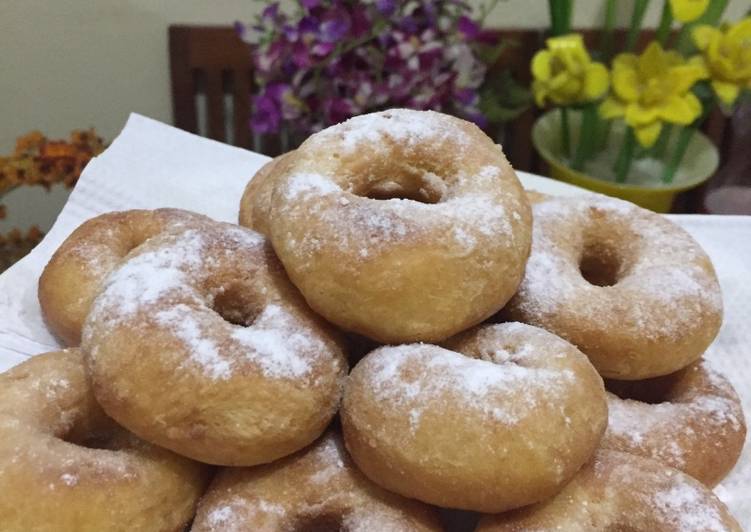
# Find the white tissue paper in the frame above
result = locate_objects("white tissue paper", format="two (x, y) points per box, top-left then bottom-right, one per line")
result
(0, 114), (748, 525)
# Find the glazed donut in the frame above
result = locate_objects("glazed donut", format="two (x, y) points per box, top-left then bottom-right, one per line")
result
(238, 151), (295, 235)
(82, 219), (347, 466)
(0, 349), (208, 532)
(39, 208), (208, 346)
(504, 194), (722, 380)
(268, 109), (532, 344)
(192, 430), (443, 531)
(476, 449), (741, 531)
(341, 322), (608, 513)
(602, 359), (746, 486)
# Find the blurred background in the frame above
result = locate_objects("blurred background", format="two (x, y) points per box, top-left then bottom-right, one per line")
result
(1, 0), (750, 271)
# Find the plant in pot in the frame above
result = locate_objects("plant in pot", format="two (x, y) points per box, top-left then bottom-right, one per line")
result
(235, 0), (529, 154)
(530, 0), (751, 212)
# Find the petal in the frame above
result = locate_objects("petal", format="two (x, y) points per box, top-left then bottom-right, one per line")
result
(612, 64), (640, 102)
(670, 64), (708, 93)
(531, 50), (552, 81)
(639, 42), (667, 80)
(635, 121), (662, 148)
(533, 81), (549, 106)
(583, 63), (610, 100)
(599, 97), (625, 119)
(711, 80), (741, 105)
(669, 0), (710, 23)
(613, 53), (639, 71)
(657, 93), (702, 124)
(692, 25), (720, 51)
(625, 103), (659, 127)
(727, 17), (751, 41)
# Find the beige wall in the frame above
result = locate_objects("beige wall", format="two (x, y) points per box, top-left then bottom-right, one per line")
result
(2, 0), (749, 153)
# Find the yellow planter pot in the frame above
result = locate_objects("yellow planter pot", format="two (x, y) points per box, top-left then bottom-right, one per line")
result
(531, 110), (719, 212)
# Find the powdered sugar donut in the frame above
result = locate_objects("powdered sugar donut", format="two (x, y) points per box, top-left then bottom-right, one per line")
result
(82, 220), (347, 466)
(39, 208), (208, 346)
(602, 360), (746, 486)
(268, 109), (532, 343)
(0, 349), (209, 532)
(476, 450), (741, 531)
(505, 194), (722, 380)
(191, 430), (442, 531)
(341, 322), (607, 513)
(238, 151), (295, 236)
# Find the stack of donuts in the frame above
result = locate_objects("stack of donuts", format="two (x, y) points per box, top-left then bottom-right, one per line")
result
(0, 109), (745, 531)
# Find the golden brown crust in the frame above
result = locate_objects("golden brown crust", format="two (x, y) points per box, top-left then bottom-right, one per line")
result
(341, 323), (608, 513)
(268, 109), (532, 344)
(601, 360), (746, 486)
(82, 219), (348, 466)
(38, 208), (209, 346)
(238, 151), (296, 235)
(0, 350), (209, 532)
(504, 194), (723, 379)
(192, 430), (443, 531)
(476, 450), (742, 531)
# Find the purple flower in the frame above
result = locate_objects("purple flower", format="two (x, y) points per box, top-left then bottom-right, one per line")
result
(457, 16), (480, 39)
(375, 0), (397, 16)
(251, 92), (281, 134)
(319, 9), (351, 42)
(301, 0), (320, 9)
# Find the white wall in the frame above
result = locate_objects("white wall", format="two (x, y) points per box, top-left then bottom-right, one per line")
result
(0, 0), (748, 232)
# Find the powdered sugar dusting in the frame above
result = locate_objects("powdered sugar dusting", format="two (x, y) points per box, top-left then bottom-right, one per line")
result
(653, 483), (729, 531)
(365, 345), (575, 431)
(511, 194), (722, 344)
(314, 108), (469, 153)
(283, 172), (340, 200)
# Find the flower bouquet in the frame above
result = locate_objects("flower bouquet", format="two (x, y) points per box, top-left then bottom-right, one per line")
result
(0, 129), (104, 271)
(236, 0), (529, 153)
(530, 0), (751, 212)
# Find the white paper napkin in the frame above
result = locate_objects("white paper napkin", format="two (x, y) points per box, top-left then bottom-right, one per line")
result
(0, 114), (748, 525)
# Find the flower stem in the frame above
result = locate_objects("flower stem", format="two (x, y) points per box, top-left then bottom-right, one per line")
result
(655, 1), (673, 46)
(662, 126), (695, 184)
(625, 0), (651, 52)
(599, 0), (617, 62)
(614, 127), (636, 183)
(560, 107), (572, 160)
(652, 123), (673, 159)
(549, 0), (573, 36)
(572, 104), (597, 171)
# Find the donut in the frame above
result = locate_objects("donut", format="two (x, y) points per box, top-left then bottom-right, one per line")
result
(602, 359), (746, 486)
(267, 109), (532, 344)
(39, 208), (208, 346)
(0, 349), (209, 532)
(504, 194), (723, 380)
(341, 322), (608, 513)
(238, 151), (295, 235)
(82, 219), (347, 466)
(476, 449), (741, 531)
(191, 430), (443, 531)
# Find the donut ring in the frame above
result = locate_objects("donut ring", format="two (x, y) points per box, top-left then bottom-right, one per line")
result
(505, 194), (722, 379)
(238, 151), (295, 235)
(602, 359), (746, 486)
(268, 109), (532, 343)
(341, 322), (607, 513)
(0, 349), (209, 532)
(476, 450), (741, 531)
(39, 208), (208, 346)
(82, 220), (347, 466)
(191, 430), (442, 531)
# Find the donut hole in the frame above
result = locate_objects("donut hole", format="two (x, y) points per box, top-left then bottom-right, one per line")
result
(605, 374), (677, 405)
(292, 511), (345, 532)
(360, 176), (443, 203)
(211, 283), (264, 327)
(62, 426), (121, 451)
(579, 243), (622, 287)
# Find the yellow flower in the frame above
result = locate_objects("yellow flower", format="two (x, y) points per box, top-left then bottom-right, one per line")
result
(531, 34), (609, 107)
(599, 41), (706, 147)
(669, 0), (709, 23)
(692, 17), (751, 106)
